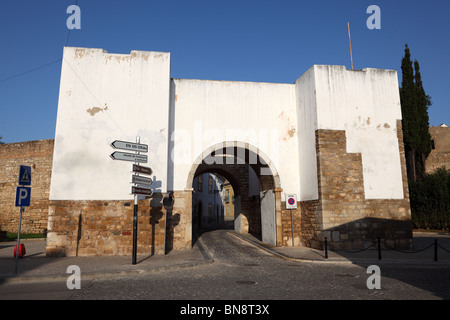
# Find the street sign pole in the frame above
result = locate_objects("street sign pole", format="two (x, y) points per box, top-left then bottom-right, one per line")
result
(163, 193), (174, 256)
(132, 136), (140, 265)
(14, 206), (24, 274)
(14, 165), (32, 274)
(110, 137), (151, 265)
(290, 209), (294, 247)
(285, 194), (297, 248)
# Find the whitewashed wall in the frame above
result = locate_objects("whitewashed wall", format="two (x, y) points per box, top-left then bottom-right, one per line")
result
(296, 65), (404, 200)
(171, 79), (300, 197)
(295, 67), (319, 201)
(50, 47), (171, 200)
(50, 47), (404, 202)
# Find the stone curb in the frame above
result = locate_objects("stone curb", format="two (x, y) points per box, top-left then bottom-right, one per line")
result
(230, 231), (450, 266)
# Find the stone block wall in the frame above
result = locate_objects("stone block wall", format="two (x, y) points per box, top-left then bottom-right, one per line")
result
(426, 151), (450, 173)
(280, 205), (302, 247)
(278, 199), (320, 247)
(0, 140), (54, 234)
(46, 199), (165, 257)
(313, 121), (412, 250)
(426, 125), (450, 173)
(46, 190), (192, 257)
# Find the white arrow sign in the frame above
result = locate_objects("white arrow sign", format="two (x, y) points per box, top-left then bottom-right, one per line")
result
(110, 152), (148, 163)
(111, 140), (148, 153)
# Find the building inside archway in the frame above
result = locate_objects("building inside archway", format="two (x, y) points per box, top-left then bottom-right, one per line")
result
(192, 173), (227, 230)
(191, 156), (267, 240)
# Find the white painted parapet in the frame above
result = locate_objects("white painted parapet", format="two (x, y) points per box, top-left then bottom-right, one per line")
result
(296, 65), (404, 200)
(50, 47), (171, 200)
(50, 48), (404, 202)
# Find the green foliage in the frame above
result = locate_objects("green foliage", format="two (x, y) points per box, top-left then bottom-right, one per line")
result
(409, 168), (450, 230)
(400, 44), (432, 180)
(400, 45), (416, 149)
(3, 232), (46, 241)
(400, 45), (447, 231)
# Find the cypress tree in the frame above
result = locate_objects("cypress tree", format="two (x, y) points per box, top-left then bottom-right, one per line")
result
(400, 44), (418, 181)
(413, 60), (432, 178)
(399, 44), (432, 181)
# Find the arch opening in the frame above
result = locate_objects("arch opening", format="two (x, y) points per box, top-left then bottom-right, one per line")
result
(187, 142), (282, 247)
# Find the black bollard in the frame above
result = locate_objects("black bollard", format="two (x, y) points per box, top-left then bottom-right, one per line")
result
(324, 237), (328, 259)
(377, 237), (381, 260)
(434, 239), (438, 262)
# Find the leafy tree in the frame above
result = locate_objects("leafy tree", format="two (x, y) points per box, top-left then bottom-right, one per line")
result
(0, 136), (4, 144)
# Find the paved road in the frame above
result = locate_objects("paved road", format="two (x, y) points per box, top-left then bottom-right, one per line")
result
(1, 229), (449, 302)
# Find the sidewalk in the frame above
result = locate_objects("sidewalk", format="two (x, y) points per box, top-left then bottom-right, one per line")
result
(0, 238), (213, 284)
(232, 231), (450, 265)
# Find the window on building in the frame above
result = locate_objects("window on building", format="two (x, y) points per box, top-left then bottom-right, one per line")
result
(208, 203), (213, 216)
(197, 175), (203, 192)
(431, 140), (435, 150)
(208, 176), (213, 193)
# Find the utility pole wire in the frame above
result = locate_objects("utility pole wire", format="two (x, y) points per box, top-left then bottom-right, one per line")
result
(0, 0), (79, 85)
(0, 59), (62, 84)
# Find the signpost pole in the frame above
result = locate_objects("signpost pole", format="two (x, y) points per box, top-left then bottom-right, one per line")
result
(110, 137), (151, 265)
(132, 136), (140, 265)
(14, 166), (31, 274)
(163, 193), (174, 256)
(163, 204), (167, 255)
(290, 208), (294, 247)
(286, 194), (297, 248)
(14, 207), (24, 273)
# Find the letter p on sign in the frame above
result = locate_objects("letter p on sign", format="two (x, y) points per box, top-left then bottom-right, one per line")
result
(15, 187), (31, 207)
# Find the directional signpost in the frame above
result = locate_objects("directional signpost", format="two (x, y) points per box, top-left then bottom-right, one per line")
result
(132, 164), (152, 175)
(111, 140), (148, 153)
(110, 152), (148, 163)
(110, 137), (153, 265)
(131, 175), (153, 186)
(131, 186), (153, 197)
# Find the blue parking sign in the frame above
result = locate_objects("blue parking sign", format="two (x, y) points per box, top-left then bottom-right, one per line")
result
(15, 187), (31, 207)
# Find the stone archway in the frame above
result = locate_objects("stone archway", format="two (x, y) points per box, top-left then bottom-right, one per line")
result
(186, 141), (282, 247)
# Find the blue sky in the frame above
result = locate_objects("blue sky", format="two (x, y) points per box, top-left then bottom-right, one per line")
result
(0, 0), (449, 143)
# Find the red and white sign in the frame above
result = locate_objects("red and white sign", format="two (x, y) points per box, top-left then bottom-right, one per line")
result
(285, 194), (297, 209)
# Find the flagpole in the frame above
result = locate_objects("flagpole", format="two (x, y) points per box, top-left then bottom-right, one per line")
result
(348, 22), (354, 70)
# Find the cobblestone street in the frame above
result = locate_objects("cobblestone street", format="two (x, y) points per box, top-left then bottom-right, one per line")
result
(1, 229), (449, 304)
